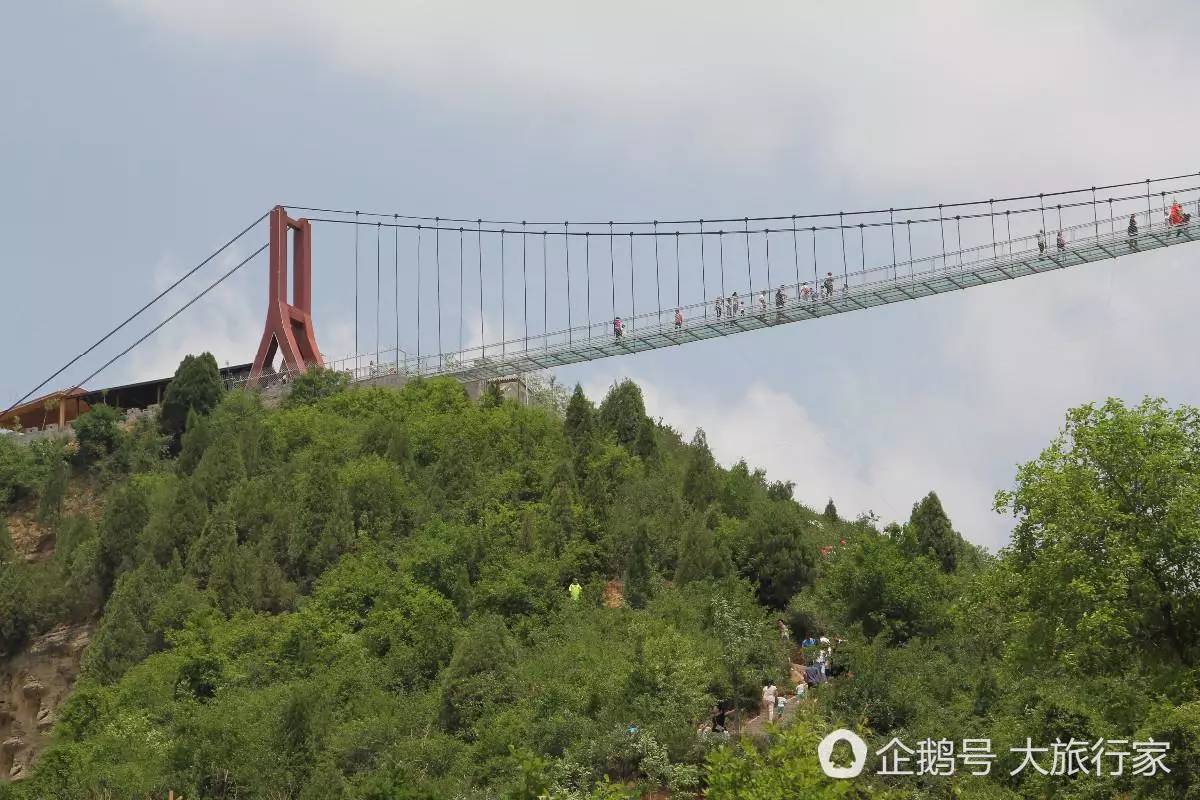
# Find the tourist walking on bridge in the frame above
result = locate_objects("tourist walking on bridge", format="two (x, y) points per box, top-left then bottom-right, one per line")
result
(1127, 215), (1139, 249)
(1056, 230), (1066, 251)
(613, 317), (624, 339)
(822, 272), (835, 299)
(1168, 200), (1191, 237)
(674, 308), (683, 329)
(1037, 230), (1047, 255)
(714, 296), (723, 319)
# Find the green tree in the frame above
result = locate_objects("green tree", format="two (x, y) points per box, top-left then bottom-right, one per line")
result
(907, 491), (959, 573)
(188, 504), (239, 586)
(633, 416), (658, 462)
(995, 397), (1200, 672)
(675, 514), (730, 584)
(73, 404), (124, 467)
(36, 457), (70, 525)
(818, 532), (948, 644)
(282, 366), (350, 408)
(192, 436), (247, 508)
(0, 436), (45, 507)
(598, 380), (647, 449)
(625, 523), (653, 609)
(544, 461), (577, 556)
(741, 503), (818, 610)
(140, 479), (207, 566)
(766, 480), (795, 502)
(440, 614), (517, 737)
(160, 352), (224, 441)
(823, 498), (838, 521)
(682, 429), (719, 510)
(96, 481), (150, 595)
(177, 407), (211, 474)
(564, 384), (595, 453)
(83, 562), (173, 683)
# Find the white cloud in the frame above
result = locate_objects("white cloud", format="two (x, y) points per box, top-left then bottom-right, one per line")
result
(580, 372), (1006, 546)
(112, 2), (1200, 184)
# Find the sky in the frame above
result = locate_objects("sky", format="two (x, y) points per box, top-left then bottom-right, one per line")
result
(4, 2), (1200, 549)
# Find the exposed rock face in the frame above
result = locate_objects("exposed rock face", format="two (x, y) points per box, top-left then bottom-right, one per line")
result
(0, 622), (92, 782)
(6, 483), (102, 563)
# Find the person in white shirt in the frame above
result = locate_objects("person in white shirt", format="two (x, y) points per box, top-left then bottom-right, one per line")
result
(762, 682), (778, 723)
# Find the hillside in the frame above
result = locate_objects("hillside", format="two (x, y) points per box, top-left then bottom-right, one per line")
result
(0, 356), (1198, 799)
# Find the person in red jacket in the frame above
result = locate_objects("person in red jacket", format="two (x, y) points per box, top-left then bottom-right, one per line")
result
(1168, 200), (1191, 237)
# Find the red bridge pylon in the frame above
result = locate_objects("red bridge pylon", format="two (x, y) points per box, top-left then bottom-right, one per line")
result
(248, 206), (323, 387)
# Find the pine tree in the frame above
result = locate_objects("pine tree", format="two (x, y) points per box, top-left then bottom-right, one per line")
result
(97, 483), (150, 595)
(36, 458), (69, 526)
(177, 408), (210, 475)
(598, 380), (647, 449)
(675, 515), (729, 584)
(823, 498), (838, 521)
(682, 430), (719, 510)
(192, 437), (247, 508)
(81, 589), (147, 684)
(744, 503), (818, 609)
(160, 352), (224, 442)
(188, 504), (238, 586)
(634, 417), (658, 462)
(625, 523), (653, 609)
(543, 468), (574, 554)
(908, 491), (959, 573)
(564, 385), (595, 451)
(439, 615), (517, 736)
(141, 480), (208, 566)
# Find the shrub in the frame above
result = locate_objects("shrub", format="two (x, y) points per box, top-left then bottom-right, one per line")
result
(73, 404), (124, 467)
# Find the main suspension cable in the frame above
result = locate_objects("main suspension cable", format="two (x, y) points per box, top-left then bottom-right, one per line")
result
(4, 209), (268, 414)
(65, 244), (268, 395)
(284, 169), (1200, 227)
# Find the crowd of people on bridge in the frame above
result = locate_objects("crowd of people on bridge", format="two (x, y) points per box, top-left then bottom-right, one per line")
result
(614, 272), (850, 342)
(607, 201), (1198, 345)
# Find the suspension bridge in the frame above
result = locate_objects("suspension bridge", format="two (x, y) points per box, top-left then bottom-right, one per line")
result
(7, 172), (1200, 413)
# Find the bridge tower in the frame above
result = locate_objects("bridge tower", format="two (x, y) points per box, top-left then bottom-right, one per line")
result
(248, 206), (323, 386)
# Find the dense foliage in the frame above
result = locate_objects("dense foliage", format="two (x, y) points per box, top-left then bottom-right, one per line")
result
(1, 365), (1198, 799)
(159, 351), (224, 443)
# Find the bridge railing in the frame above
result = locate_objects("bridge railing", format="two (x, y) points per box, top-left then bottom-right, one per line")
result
(398, 195), (1199, 377)
(229, 192), (1200, 390)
